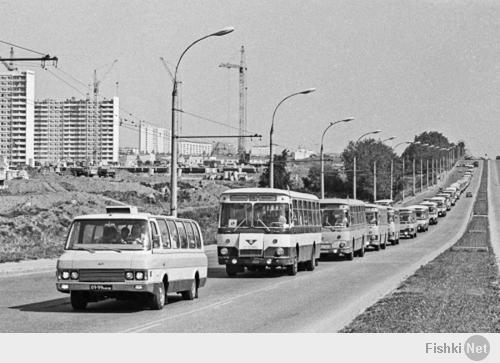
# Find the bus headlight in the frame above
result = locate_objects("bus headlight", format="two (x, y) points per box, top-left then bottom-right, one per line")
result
(339, 242), (346, 248)
(70, 271), (79, 280)
(61, 271), (70, 280)
(275, 247), (284, 257)
(225, 239), (231, 244)
(220, 247), (228, 256)
(125, 271), (134, 280)
(135, 271), (145, 280)
(272, 239), (278, 244)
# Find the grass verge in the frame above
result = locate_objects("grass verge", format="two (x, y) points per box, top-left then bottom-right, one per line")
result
(341, 163), (500, 332)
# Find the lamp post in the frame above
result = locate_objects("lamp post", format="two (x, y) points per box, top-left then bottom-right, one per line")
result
(320, 117), (354, 199)
(170, 27), (234, 217)
(352, 130), (381, 199)
(380, 136), (396, 201)
(269, 88), (316, 188)
(411, 141), (422, 196)
(392, 141), (411, 201)
(418, 143), (430, 192)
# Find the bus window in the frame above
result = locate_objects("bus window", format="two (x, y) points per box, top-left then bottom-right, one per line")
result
(150, 222), (160, 248)
(166, 220), (179, 249)
(298, 200), (304, 225)
(156, 218), (171, 249)
(176, 221), (188, 249)
(191, 222), (202, 249)
(184, 221), (196, 249)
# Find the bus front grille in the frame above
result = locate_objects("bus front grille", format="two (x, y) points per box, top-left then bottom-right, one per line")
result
(79, 269), (125, 282)
(239, 249), (262, 257)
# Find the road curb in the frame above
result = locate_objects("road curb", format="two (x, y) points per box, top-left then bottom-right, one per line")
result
(487, 159), (500, 272)
(327, 161), (484, 332)
(0, 258), (57, 278)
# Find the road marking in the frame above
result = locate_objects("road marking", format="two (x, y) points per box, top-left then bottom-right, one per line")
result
(122, 279), (294, 333)
(130, 323), (162, 333)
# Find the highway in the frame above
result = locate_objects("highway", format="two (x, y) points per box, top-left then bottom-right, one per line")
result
(0, 164), (482, 333)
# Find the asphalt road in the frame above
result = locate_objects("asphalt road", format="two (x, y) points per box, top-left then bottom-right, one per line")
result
(0, 164), (482, 333)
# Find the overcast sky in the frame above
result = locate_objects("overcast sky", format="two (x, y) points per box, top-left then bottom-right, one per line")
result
(2, 0), (499, 157)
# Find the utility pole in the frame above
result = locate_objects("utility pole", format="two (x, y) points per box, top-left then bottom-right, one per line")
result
(420, 158), (423, 193)
(373, 160), (377, 202)
(219, 45), (247, 162)
(412, 158), (416, 196)
(390, 159), (393, 200)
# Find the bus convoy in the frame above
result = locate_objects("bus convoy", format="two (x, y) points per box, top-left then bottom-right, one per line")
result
(56, 168), (474, 310)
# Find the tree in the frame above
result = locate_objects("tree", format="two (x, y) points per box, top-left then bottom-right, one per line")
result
(302, 164), (349, 197)
(259, 149), (291, 189)
(342, 138), (401, 202)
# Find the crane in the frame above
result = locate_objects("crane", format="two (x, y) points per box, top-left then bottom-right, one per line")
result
(1, 47), (17, 71)
(160, 57), (183, 136)
(219, 45), (247, 162)
(87, 59), (117, 165)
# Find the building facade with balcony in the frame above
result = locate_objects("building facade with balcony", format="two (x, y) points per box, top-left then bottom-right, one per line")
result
(34, 97), (119, 165)
(0, 70), (35, 167)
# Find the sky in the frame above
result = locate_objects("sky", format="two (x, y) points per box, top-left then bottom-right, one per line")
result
(2, 0), (500, 157)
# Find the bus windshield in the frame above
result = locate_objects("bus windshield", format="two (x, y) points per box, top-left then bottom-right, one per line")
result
(400, 213), (413, 222)
(416, 210), (426, 219)
(220, 203), (252, 229)
(66, 219), (151, 251)
(220, 203), (290, 229)
(366, 211), (378, 225)
(322, 208), (347, 227)
(254, 203), (290, 228)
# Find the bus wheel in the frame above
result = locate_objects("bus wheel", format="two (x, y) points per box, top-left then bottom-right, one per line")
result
(358, 240), (365, 257)
(305, 246), (315, 271)
(150, 283), (166, 310)
(287, 257), (298, 276)
(346, 241), (354, 260)
(182, 279), (198, 300)
(70, 291), (88, 311)
(226, 264), (239, 277)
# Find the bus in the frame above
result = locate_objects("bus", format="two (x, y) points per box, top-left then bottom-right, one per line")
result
(398, 207), (418, 238)
(420, 201), (438, 225)
(217, 188), (321, 276)
(387, 206), (400, 245)
(56, 206), (208, 311)
(319, 198), (367, 260)
(410, 205), (430, 232)
(365, 204), (389, 250)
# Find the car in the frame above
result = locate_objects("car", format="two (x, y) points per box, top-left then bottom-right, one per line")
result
(466, 191), (473, 198)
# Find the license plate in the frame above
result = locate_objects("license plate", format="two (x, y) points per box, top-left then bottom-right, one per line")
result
(90, 284), (112, 291)
(252, 259), (261, 264)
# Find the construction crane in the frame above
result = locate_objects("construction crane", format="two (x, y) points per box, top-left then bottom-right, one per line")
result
(87, 59), (117, 165)
(160, 57), (183, 136)
(0, 48), (57, 69)
(0, 47), (17, 71)
(219, 45), (247, 162)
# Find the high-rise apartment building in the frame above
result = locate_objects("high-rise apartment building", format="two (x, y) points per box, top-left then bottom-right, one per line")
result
(138, 121), (169, 154)
(34, 97), (119, 165)
(178, 140), (213, 156)
(0, 70), (35, 167)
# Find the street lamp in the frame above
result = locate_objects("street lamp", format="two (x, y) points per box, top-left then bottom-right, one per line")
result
(320, 117), (354, 199)
(391, 141), (411, 201)
(352, 130), (381, 199)
(269, 88), (316, 188)
(382, 136), (396, 143)
(170, 26), (234, 217)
